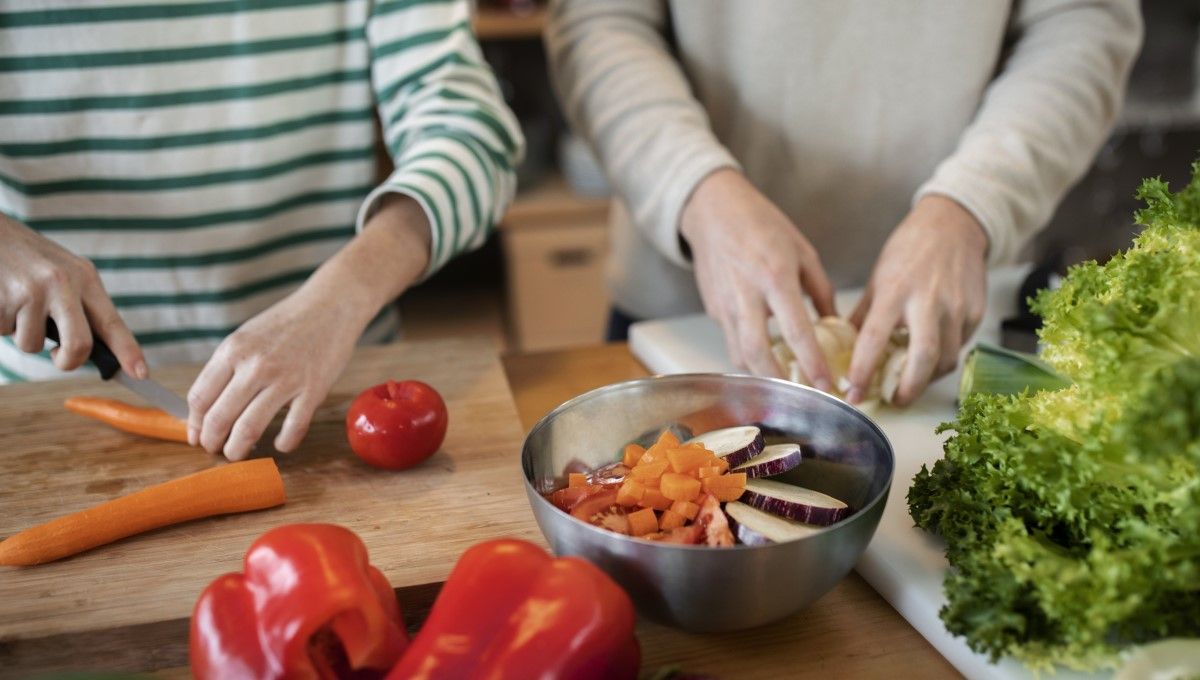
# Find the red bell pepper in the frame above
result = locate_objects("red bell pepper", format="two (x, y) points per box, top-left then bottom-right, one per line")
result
(386, 538), (639, 680)
(190, 523), (408, 680)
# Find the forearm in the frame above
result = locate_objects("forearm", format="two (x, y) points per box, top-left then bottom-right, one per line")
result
(546, 0), (737, 267)
(916, 0), (1141, 264)
(305, 195), (431, 330)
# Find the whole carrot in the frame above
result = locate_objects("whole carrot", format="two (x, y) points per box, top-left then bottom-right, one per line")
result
(64, 396), (189, 443)
(0, 458), (286, 566)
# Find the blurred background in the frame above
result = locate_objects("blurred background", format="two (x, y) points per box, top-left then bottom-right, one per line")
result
(400, 0), (1200, 354)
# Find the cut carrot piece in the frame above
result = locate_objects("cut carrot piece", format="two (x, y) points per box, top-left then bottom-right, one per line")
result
(670, 500), (699, 520)
(713, 458), (730, 474)
(629, 460), (669, 482)
(702, 472), (748, 502)
(0, 459), (286, 566)
(655, 430), (681, 448)
(64, 396), (188, 444)
(659, 510), (686, 530)
(637, 488), (673, 511)
(666, 447), (712, 474)
(697, 466), (721, 479)
(622, 444), (646, 467)
(660, 472), (702, 502)
(568, 473), (588, 488)
(616, 480), (645, 506)
(628, 508), (658, 536)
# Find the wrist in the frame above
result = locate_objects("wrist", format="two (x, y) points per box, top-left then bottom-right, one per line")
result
(913, 194), (989, 260)
(306, 194), (432, 328)
(680, 168), (741, 244)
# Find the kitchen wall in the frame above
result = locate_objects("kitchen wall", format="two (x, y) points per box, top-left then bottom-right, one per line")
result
(1030, 0), (1200, 267)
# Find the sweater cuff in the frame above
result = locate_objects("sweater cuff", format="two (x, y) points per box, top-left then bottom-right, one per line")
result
(355, 181), (440, 283)
(914, 157), (1023, 267)
(648, 148), (741, 269)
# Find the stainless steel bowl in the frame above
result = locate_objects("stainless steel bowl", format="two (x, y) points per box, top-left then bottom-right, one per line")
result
(521, 373), (894, 632)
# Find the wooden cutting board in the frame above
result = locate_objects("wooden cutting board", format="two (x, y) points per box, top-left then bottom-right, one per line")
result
(0, 338), (541, 655)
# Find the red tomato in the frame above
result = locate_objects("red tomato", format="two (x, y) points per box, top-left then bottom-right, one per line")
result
(568, 489), (631, 534)
(346, 380), (448, 470)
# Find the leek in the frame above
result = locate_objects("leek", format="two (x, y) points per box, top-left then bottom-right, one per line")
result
(958, 343), (1070, 401)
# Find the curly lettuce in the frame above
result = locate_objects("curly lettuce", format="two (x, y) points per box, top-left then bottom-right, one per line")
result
(909, 160), (1200, 671)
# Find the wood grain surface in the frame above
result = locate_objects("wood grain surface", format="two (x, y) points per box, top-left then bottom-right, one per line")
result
(1, 340), (963, 679)
(0, 338), (540, 676)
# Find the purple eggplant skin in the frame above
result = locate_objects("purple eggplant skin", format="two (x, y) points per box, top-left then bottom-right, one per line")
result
(734, 444), (803, 479)
(739, 486), (850, 526)
(685, 426), (765, 467)
(734, 521), (774, 546)
(725, 513), (767, 546)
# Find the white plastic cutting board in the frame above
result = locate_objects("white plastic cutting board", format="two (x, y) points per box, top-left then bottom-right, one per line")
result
(629, 266), (1104, 680)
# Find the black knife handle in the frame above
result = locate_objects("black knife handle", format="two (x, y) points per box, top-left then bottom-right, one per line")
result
(44, 318), (121, 380)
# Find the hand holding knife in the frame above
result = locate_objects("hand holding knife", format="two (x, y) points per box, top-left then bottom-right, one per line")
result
(45, 319), (189, 420)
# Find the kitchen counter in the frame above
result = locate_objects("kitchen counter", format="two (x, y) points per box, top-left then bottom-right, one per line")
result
(0, 341), (962, 679)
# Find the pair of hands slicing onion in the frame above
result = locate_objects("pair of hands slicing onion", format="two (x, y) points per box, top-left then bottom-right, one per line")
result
(681, 169), (988, 407)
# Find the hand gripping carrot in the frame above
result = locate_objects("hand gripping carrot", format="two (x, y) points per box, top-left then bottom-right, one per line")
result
(64, 396), (188, 443)
(0, 458), (286, 566)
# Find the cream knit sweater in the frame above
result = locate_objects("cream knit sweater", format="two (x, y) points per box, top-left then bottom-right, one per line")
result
(546, 0), (1141, 319)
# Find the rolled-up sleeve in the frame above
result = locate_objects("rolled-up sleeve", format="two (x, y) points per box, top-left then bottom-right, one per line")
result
(357, 0), (525, 277)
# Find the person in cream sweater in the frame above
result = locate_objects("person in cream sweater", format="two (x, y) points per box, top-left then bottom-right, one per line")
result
(545, 0), (1141, 405)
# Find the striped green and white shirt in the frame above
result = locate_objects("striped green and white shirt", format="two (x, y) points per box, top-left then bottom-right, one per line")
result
(0, 0), (522, 383)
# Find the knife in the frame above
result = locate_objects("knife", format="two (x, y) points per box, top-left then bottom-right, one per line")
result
(44, 319), (190, 420)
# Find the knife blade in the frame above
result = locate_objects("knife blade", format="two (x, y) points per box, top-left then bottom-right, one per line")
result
(44, 319), (190, 420)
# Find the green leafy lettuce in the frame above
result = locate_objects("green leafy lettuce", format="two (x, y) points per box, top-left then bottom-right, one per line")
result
(908, 161), (1200, 671)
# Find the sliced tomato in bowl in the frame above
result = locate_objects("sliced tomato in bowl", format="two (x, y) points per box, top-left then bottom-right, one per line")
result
(569, 489), (631, 535)
(695, 494), (735, 547)
(548, 484), (605, 512)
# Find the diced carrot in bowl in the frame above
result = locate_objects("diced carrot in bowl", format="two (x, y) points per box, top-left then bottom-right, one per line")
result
(659, 509), (686, 530)
(568, 473), (588, 488)
(697, 466), (721, 479)
(622, 444), (645, 467)
(667, 447), (712, 474)
(630, 460), (669, 482)
(660, 473), (702, 502)
(702, 472), (747, 502)
(628, 508), (658, 536)
(656, 430), (680, 448)
(616, 480), (645, 506)
(638, 488), (673, 511)
(670, 500), (699, 520)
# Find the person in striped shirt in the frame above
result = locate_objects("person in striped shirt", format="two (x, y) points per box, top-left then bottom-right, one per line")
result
(0, 0), (523, 459)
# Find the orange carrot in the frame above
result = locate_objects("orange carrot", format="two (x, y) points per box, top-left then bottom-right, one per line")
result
(666, 447), (711, 474)
(0, 459), (286, 566)
(616, 480), (645, 506)
(568, 473), (588, 488)
(670, 500), (699, 520)
(622, 444), (645, 467)
(702, 472), (748, 502)
(637, 488), (673, 511)
(659, 472), (701, 502)
(629, 460), (669, 482)
(659, 509), (686, 530)
(627, 508), (658, 536)
(64, 396), (188, 444)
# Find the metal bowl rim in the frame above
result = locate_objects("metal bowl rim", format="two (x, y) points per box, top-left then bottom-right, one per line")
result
(520, 372), (896, 552)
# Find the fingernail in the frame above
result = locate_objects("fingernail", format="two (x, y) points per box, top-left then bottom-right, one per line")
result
(134, 361), (148, 380)
(846, 387), (864, 404)
(814, 378), (832, 394)
(187, 427), (197, 447)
